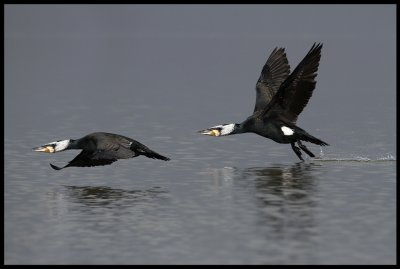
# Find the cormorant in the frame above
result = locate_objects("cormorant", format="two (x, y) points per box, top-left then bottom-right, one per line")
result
(32, 132), (170, 170)
(198, 43), (329, 161)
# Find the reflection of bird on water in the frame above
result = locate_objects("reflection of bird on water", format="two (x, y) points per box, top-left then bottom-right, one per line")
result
(199, 43), (329, 160)
(201, 164), (319, 239)
(242, 163), (319, 202)
(241, 163), (319, 239)
(243, 163), (317, 182)
(32, 132), (170, 170)
(63, 185), (168, 207)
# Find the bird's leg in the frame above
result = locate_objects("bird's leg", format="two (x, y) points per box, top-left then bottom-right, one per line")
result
(297, 140), (315, 157)
(291, 142), (304, 161)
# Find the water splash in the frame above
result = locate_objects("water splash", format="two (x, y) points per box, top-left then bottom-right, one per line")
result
(377, 154), (396, 161)
(319, 147), (325, 158)
(313, 153), (396, 162)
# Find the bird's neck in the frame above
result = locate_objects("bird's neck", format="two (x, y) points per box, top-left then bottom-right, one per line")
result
(224, 123), (245, 135)
(67, 139), (80, 150)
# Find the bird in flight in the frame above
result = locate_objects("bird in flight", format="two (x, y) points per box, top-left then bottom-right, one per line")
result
(33, 132), (170, 170)
(198, 43), (329, 161)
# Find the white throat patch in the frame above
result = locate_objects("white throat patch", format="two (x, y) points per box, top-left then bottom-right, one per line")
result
(219, 123), (235, 136)
(53, 140), (70, 152)
(281, 126), (294, 136)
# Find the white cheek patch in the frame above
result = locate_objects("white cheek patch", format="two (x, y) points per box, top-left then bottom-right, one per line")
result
(281, 126), (294, 136)
(54, 140), (70, 151)
(220, 123), (235, 136)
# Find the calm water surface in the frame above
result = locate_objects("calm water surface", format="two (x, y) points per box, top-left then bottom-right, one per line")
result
(5, 103), (396, 265)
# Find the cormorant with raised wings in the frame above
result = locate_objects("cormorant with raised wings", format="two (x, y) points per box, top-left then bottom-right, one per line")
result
(33, 132), (170, 170)
(198, 43), (329, 161)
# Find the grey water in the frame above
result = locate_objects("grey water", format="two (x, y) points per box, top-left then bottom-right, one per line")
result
(4, 5), (396, 265)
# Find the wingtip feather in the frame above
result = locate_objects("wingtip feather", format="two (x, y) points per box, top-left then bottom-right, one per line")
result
(50, 163), (63, 170)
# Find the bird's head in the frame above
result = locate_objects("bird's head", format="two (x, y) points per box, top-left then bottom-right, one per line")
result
(32, 139), (71, 153)
(198, 123), (238, 137)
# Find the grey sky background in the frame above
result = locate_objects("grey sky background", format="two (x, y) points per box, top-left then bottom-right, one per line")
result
(5, 5), (396, 149)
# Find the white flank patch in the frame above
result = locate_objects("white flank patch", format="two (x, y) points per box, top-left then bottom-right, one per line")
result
(53, 140), (70, 151)
(220, 123), (235, 135)
(281, 126), (294, 136)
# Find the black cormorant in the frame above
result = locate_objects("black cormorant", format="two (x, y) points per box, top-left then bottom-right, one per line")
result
(32, 132), (170, 170)
(198, 43), (329, 161)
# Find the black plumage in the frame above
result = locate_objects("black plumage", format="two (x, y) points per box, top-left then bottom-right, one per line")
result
(199, 43), (329, 161)
(33, 132), (170, 170)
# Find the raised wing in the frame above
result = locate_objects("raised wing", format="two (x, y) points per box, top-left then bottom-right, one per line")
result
(254, 47), (290, 112)
(263, 43), (323, 123)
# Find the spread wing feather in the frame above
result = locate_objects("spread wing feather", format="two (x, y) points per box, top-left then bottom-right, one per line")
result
(254, 47), (290, 112)
(262, 43), (323, 123)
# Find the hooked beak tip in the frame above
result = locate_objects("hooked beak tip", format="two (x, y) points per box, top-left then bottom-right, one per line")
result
(197, 129), (210, 135)
(197, 129), (219, 136)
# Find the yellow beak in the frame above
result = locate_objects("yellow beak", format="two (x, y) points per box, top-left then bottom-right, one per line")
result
(198, 129), (220, 137)
(32, 145), (55, 153)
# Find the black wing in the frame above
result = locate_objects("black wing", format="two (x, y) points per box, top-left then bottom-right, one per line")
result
(96, 133), (169, 161)
(254, 47), (290, 112)
(95, 135), (138, 159)
(263, 43), (323, 123)
(49, 134), (135, 170)
(50, 150), (118, 170)
(49, 133), (170, 170)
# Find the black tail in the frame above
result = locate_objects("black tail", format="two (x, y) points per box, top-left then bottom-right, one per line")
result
(129, 140), (171, 161)
(142, 150), (170, 161)
(295, 127), (329, 146)
(302, 134), (329, 146)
